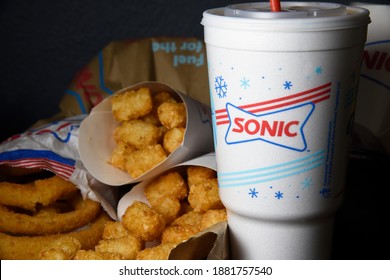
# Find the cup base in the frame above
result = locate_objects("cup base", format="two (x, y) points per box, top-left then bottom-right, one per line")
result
(227, 211), (335, 260)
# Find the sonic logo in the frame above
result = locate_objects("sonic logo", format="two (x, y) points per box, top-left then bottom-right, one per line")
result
(225, 102), (314, 151)
(361, 41), (390, 90)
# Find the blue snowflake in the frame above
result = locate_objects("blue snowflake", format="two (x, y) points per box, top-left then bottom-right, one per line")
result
(319, 188), (331, 198)
(315, 66), (323, 75)
(214, 76), (227, 98)
(283, 81), (293, 90)
(275, 191), (283, 199)
(301, 177), (312, 190)
(240, 77), (250, 90)
(248, 188), (258, 198)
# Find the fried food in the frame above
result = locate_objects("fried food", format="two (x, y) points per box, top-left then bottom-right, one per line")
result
(0, 175), (78, 211)
(171, 210), (203, 228)
(160, 211), (203, 244)
(148, 195), (181, 224)
(153, 91), (177, 106)
(95, 235), (144, 260)
(200, 209), (227, 231)
(144, 171), (188, 202)
(111, 87), (153, 121)
(136, 242), (178, 260)
(160, 224), (200, 244)
(157, 102), (187, 129)
(74, 250), (124, 260)
(124, 144), (167, 178)
(0, 210), (112, 260)
(163, 127), (185, 153)
(73, 214), (145, 260)
(109, 87), (187, 178)
(60, 166), (225, 260)
(102, 221), (130, 240)
(188, 178), (224, 213)
(114, 119), (164, 149)
(39, 236), (81, 260)
(144, 171), (189, 224)
(121, 201), (166, 242)
(0, 191), (101, 235)
(187, 166), (217, 187)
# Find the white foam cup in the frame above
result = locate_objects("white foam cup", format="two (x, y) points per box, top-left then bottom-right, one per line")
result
(202, 1), (370, 259)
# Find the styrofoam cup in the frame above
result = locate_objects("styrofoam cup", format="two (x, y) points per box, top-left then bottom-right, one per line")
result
(202, 1), (370, 259)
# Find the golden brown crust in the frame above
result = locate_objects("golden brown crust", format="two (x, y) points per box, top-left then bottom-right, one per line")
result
(0, 192), (101, 235)
(0, 175), (78, 211)
(0, 210), (112, 260)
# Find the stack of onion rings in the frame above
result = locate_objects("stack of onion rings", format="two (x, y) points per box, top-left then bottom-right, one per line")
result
(0, 175), (78, 211)
(0, 173), (113, 260)
(0, 210), (111, 260)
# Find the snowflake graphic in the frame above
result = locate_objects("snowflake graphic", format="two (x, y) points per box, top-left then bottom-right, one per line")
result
(283, 81), (293, 90)
(248, 188), (259, 198)
(315, 66), (323, 75)
(301, 177), (312, 190)
(214, 76), (227, 98)
(275, 191), (283, 199)
(319, 188), (331, 198)
(240, 77), (250, 90)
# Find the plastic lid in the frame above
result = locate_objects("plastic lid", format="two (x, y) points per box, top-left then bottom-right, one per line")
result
(224, 2), (347, 19)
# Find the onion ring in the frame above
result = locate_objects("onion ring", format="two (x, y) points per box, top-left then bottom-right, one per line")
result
(0, 210), (112, 260)
(0, 191), (101, 235)
(0, 175), (78, 211)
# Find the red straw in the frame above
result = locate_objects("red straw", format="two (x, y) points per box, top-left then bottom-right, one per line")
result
(270, 0), (282, 12)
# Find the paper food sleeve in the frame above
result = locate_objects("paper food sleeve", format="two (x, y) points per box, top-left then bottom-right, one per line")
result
(116, 152), (229, 260)
(79, 81), (214, 186)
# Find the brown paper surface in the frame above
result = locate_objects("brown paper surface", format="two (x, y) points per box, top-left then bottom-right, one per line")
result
(169, 221), (229, 260)
(56, 37), (210, 121)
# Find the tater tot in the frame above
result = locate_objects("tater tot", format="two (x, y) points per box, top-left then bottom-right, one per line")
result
(187, 166), (217, 188)
(122, 201), (166, 242)
(102, 221), (130, 240)
(188, 178), (224, 213)
(95, 235), (144, 260)
(149, 195), (181, 225)
(136, 242), (178, 260)
(157, 102), (187, 129)
(200, 209), (227, 231)
(160, 224), (200, 244)
(39, 236), (81, 260)
(111, 87), (153, 121)
(125, 145), (167, 178)
(171, 210), (203, 229)
(144, 171), (188, 202)
(153, 91), (177, 106)
(141, 91), (177, 126)
(163, 127), (185, 154)
(108, 142), (135, 171)
(74, 250), (124, 260)
(114, 120), (164, 149)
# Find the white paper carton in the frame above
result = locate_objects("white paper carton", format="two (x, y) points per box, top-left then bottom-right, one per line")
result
(79, 81), (214, 186)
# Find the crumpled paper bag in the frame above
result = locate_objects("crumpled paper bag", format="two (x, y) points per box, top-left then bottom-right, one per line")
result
(42, 37), (210, 125)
